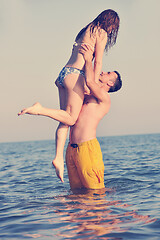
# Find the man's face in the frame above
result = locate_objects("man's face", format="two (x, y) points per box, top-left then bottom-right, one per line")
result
(99, 71), (117, 85)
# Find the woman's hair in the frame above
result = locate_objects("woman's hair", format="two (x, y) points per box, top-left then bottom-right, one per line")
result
(75, 9), (120, 52)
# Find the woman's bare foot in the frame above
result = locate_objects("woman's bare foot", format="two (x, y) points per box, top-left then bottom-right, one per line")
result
(18, 102), (42, 116)
(52, 157), (64, 183)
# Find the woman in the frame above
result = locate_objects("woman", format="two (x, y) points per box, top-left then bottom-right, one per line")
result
(18, 9), (120, 182)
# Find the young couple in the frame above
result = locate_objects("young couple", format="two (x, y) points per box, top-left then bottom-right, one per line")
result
(18, 9), (122, 190)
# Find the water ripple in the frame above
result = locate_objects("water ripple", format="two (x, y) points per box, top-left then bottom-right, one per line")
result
(0, 134), (159, 239)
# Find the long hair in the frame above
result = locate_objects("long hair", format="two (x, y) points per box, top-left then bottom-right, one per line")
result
(75, 9), (120, 52)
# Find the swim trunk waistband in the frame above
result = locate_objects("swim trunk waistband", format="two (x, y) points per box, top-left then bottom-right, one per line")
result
(69, 138), (97, 148)
(70, 143), (78, 148)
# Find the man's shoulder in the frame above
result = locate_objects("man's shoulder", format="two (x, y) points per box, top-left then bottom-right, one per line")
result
(95, 92), (111, 116)
(99, 91), (111, 105)
(85, 92), (110, 105)
(95, 92), (111, 110)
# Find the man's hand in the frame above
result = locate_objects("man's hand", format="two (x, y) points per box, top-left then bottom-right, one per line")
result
(79, 44), (94, 62)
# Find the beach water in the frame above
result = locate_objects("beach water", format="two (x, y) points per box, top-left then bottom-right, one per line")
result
(0, 133), (160, 240)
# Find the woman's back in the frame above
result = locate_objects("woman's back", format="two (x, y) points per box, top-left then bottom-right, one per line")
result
(65, 24), (98, 70)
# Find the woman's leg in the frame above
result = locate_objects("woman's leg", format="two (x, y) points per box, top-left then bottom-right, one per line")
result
(18, 103), (78, 126)
(52, 86), (68, 182)
(17, 74), (85, 183)
(52, 74), (85, 182)
(18, 75), (85, 126)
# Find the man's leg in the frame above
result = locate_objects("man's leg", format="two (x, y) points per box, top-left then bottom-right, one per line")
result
(75, 139), (105, 190)
(66, 144), (83, 189)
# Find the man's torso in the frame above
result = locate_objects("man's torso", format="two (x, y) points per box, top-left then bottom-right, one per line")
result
(70, 94), (110, 143)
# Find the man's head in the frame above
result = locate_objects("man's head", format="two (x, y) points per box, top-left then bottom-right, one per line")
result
(99, 71), (122, 92)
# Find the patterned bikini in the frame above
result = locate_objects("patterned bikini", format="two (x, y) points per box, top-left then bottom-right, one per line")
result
(56, 42), (94, 87)
(56, 66), (85, 87)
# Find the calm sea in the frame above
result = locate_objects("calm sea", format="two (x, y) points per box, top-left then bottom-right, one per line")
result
(0, 134), (160, 240)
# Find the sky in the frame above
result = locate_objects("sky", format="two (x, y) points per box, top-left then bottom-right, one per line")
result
(0, 0), (160, 143)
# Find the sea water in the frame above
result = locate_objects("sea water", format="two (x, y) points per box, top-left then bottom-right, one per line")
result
(0, 133), (160, 240)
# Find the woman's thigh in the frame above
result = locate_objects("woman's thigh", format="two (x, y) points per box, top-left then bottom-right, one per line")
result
(64, 74), (85, 121)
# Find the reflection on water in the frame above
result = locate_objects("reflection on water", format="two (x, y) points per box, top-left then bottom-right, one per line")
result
(22, 188), (156, 239)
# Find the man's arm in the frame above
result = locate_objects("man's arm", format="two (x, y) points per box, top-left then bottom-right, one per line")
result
(79, 44), (108, 103)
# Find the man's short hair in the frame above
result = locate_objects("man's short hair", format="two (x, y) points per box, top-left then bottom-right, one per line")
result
(108, 71), (122, 93)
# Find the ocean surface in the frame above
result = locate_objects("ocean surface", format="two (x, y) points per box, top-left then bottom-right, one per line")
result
(0, 133), (160, 240)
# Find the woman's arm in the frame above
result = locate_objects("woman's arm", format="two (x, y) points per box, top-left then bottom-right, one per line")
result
(94, 29), (107, 83)
(79, 44), (109, 103)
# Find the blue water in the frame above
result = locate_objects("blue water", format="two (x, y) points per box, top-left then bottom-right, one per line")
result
(0, 134), (160, 240)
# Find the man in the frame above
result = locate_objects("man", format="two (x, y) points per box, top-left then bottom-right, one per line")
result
(65, 44), (122, 189)
(18, 46), (122, 188)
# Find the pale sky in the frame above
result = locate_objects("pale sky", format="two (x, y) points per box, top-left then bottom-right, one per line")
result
(0, 0), (160, 143)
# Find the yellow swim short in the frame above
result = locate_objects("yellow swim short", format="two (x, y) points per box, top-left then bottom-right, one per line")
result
(65, 138), (105, 190)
